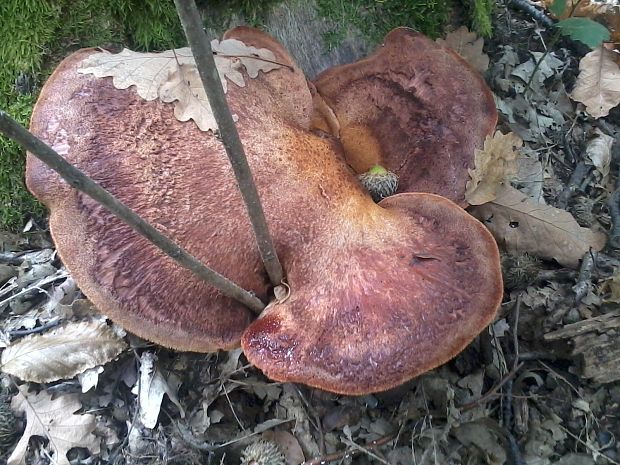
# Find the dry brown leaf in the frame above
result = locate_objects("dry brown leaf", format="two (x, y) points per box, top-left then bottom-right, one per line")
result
(571, 46), (620, 118)
(9, 385), (99, 465)
(584, 128), (615, 181)
(465, 131), (521, 205)
(78, 39), (281, 131)
(1, 319), (126, 383)
(603, 269), (620, 303)
(470, 184), (605, 267)
(437, 26), (490, 73)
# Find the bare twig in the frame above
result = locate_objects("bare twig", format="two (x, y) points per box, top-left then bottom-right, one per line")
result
(504, 298), (525, 465)
(573, 250), (596, 303)
(607, 159), (620, 249)
(173, 0), (284, 287)
(212, 52), (295, 71)
(508, 0), (554, 27)
(7, 317), (61, 338)
(0, 110), (265, 314)
(461, 297), (525, 411)
(294, 387), (326, 454)
(557, 161), (590, 209)
(301, 433), (396, 465)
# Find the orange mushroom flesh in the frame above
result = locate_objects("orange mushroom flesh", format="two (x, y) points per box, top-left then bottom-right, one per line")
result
(26, 27), (502, 394)
(312, 28), (498, 207)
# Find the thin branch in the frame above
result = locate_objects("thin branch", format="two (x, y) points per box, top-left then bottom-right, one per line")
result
(302, 433), (396, 465)
(0, 110), (265, 314)
(173, 0), (284, 287)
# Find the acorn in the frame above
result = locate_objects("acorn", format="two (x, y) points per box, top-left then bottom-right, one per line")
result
(501, 253), (541, 290)
(358, 165), (399, 202)
(240, 440), (285, 465)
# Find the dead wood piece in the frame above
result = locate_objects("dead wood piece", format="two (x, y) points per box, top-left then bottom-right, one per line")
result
(544, 309), (620, 383)
(508, 0), (555, 28)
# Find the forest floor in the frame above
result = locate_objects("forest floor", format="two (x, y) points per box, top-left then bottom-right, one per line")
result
(0, 1), (619, 465)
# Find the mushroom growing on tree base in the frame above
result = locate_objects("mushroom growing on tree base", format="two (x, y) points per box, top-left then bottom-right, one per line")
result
(25, 27), (503, 394)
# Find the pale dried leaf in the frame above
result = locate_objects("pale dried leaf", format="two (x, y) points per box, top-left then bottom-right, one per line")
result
(437, 26), (489, 73)
(1, 319), (126, 383)
(465, 131), (521, 205)
(212, 38), (281, 78)
(514, 150), (545, 203)
(78, 366), (104, 393)
(133, 352), (184, 429)
(78, 39), (280, 131)
(584, 128), (615, 181)
(9, 386), (99, 465)
(571, 46), (620, 118)
(470, 184), (605, 267)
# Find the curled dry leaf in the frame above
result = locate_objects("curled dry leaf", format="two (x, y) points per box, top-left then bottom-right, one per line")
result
(436, 26), (490, 73)
(470, 184), (605, 268)
(78, 39), (281, 131)
(584, 128), (615, 181)
(9, 385), (99, 465)
(465, 131), (521, 205)
(571, 46), (620, 118)
(1, 319), (126, 383)
(133, 351), (184, 429)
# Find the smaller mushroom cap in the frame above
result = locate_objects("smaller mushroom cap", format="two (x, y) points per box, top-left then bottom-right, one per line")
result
(242, 192), (503, 395)
(312, 28), (498, 206)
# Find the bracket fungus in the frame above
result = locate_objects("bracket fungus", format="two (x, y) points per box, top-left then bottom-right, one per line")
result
(311, 28), (498, 206)
(26, 27), (502, 395)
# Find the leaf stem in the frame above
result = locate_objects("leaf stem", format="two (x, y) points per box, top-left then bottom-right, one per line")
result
(173, 0), (285, 287)
(0, 110), (266, 314)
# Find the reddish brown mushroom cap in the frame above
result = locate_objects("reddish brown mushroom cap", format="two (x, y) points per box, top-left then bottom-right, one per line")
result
(26, 28), (314, 352)
(242, 192), (502, 395)
(312, 28), (498, 206)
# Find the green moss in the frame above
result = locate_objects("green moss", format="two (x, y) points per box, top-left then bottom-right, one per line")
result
(0, 0), (190, 231)
(0, 0), (61, 231)
(0, 95), (46, 229)
(316, 0), (451, 48)
(202, 0), (283, 30)
(464, 0), (493, 37)
(108, 0), (186, 50)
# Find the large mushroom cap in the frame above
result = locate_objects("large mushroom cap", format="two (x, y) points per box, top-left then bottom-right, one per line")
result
(242, 192), (502, 395)
(26, 27), (314, 352)
(312, 28), (498, 206)
(27, 27), (502, 394)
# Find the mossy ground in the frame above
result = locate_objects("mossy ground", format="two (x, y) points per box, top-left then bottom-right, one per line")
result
(0, 0), (491, 232)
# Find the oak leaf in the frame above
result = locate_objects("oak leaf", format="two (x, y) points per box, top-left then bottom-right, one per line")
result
(1, 319), (126, 383)
(78, 39), (281, 131)
(470, 184), (605, 267)
(437, 26), (490, 73)
(571, 46), (620, 118)
(465, 131), (521, 205)
(9, 386), (99, 465)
